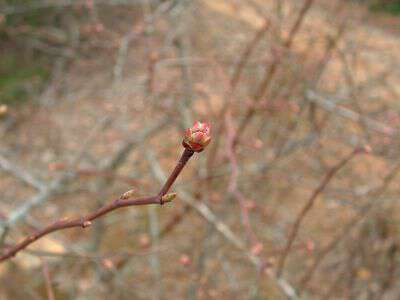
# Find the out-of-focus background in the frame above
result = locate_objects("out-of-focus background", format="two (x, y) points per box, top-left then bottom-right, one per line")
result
(1, 0), (400, 299)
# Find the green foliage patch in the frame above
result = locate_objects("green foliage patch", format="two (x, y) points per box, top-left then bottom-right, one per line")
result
(0, 0), (56, 105)
(370, 0), (400, 15)
(0, 54), (49, 105)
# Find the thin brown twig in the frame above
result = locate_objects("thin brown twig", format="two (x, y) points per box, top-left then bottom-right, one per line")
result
(230, 18), (270, 90)
(297, 160), (400, 292)
(276, 147), (364, 277)
(160, 205), (192, 238)
(211, 64), (260, 246)
(306, 90), (396, 137)
(41, 259), (55, 300)
(0, 154), (46, 190)
(377, 242), (398, 300)
(1, 117), (112, 236)
(225, 110), (260, 249)
(205, 17), (270, 175)
(234, 0), (315, 146)
(0, 147), (195, 263)
(201, 14), (268, 169)
(147, 148), (299, 300)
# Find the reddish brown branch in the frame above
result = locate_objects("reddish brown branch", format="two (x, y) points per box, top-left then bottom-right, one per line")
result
(41, 259), (55, 300)
(160, 205), (192, 238)
(234, 0), (315, 146)
(0, 147), (197, 263)
(158, 148), (194, 199)
(276, 147), (365, 277)
(230, 18), (270, 90)
(225, 109), (261, 252)
(297, 159), (400, 292)
(204, 17), (271, 170)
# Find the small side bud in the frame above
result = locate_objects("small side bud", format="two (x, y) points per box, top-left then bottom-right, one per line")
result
(102, 258), (115, 269)
(120, 189), (136, 200)
(162, 193), (177, 203)
(363, 145), (372, 154)
(82, 221), (92, 228)
(355, 145), (372, 154)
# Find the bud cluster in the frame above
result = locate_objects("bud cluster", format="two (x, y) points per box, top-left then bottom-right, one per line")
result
(183, 121), (211, 152)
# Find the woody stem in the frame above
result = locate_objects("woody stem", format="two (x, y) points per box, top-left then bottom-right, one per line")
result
(158, 148), (194, 203)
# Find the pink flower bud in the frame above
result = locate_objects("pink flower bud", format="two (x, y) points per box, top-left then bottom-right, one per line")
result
(183, 121), (211, 152)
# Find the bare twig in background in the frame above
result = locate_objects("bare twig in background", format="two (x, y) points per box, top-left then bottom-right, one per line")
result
(0, 154), (46, 191)
(160, 205), (192, 238)
(230, 18), (270, 90)
(146, 148), (299, 300)
(86, 118), (167, 252)
(145, 152), (164, 300)
(306, 90), (396, 136)
(41, 259), (55, 300)
(298, 160), (400, 291)
(147, 204), (163, 300)
(0, 227), (9, 248)
(234, 0), (315, 145)
(225, 110), (260, 249)
(0, 118), (111, 238)
(175, 40), (194, 128)
(113, 28), (143, 87)
(276, 147), (366, 277)
(186, 222), (214, 300)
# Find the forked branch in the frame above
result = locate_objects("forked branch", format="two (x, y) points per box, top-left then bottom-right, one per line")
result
(0, 121), (211, 263)
(276, 146), (370, 277)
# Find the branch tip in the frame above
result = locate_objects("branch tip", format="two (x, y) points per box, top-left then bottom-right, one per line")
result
(183, 121), (211, 152)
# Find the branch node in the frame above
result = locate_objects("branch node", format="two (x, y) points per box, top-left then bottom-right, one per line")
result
(161, 193), (177, 204)
(0, 120), (209, 263)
